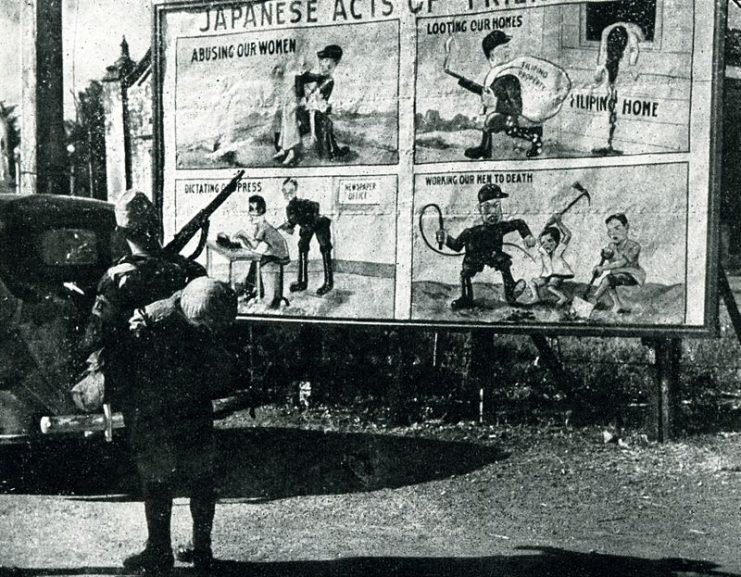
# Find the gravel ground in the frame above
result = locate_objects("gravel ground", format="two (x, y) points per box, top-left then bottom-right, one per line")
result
(0, 407), (740, 577)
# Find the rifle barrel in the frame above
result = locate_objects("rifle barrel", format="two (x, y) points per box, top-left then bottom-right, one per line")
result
(164, 170), (245, 255)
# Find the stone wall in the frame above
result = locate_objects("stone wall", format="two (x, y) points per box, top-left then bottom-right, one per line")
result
(126, 70), (153, 197)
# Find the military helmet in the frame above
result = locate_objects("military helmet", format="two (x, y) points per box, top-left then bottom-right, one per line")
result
(482, 30), (511, 58)
(478, 183), (508, 203)
(317, 44), (343, 62)
(115, 190), (161, 245)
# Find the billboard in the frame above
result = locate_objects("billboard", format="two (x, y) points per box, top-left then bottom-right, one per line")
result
(153, 0), (724, 336)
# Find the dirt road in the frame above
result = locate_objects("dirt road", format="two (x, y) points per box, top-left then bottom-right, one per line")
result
(1, 413), (740, 577)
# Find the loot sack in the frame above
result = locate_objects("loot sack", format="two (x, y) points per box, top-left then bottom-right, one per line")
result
(489, 57), (572, 124)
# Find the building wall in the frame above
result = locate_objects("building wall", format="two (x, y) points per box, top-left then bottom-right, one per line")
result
(548, 1), (692, 154)
(102, 80), (127, 204)
(127, 71), (153, 198)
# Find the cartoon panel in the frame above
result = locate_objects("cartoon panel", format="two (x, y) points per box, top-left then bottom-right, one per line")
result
(415, 4), (692, 163)
(175, 175), (398, 320)
(413, 164), (689, 326)
(175, 20), (400, 169)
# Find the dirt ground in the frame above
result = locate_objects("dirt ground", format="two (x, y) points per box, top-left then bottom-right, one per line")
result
(1, 407), (740, 577)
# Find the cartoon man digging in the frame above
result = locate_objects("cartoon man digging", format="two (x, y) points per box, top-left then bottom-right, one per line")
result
(591, 212), (645, 314)
(436, 184), (536, 310)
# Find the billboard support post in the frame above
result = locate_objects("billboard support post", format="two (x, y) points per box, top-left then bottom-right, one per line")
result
(388, 328), (416, 426)
(530, 335), (573, 392)
(718, 267), (741, 345)
(645, 338), (681, 443)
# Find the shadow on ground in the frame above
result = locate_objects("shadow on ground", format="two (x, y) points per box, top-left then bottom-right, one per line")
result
(0, 547), (737, 577)
(0, 427), (506, 499)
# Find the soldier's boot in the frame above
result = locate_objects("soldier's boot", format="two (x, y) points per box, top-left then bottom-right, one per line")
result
(316, 250), (334, 296)
(290, 252), (308, 292)
(525, 127), (543, 158)
(326, 134), (350, 160)
(321, 119), (350, 160)
(191, 482), (216, 571)
(451, 276), (475, 310)
(502, 270), (527, 305)
(124, 486), (174, 574)
(123, 546), (174, 575)
(464, 131), (492, 160)
(177, 480), (216, 571)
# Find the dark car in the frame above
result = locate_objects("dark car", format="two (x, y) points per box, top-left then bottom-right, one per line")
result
(0, 194), (127, 442)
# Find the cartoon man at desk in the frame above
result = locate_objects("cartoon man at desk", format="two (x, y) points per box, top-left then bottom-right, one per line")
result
(218, 194), (290, 308)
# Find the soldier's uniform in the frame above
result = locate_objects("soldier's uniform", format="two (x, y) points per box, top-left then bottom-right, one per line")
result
(442, 184), (532, 309)
(131, 277), (237, 571)
(285, 196), (334, 295)
(293, 44), (350, 160)
(459, 30), (543, 159)
(86, 191), (218, 574)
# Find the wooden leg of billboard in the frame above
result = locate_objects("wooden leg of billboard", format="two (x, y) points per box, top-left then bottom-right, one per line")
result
(389, 328), (415, 425)
(647, 338), (681, 443)
(530, 335), (571, 387)
(469, 330), (494, 423)
(718, 266), (741, 346)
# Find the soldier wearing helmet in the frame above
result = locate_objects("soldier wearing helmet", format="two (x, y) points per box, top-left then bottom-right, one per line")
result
(273, 44), (350, 164)
(436, 183), (535, 309)
(452, 30), (544, 159)
(85, 190), (226, 574)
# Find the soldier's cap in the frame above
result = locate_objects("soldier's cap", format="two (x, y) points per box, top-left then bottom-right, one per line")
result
(115, 190), (160, 238)
(478, 184), (508, 203)
(317, 44), (343, 62)
(482, 30), (511, 56)
(180, 277), (237, 333)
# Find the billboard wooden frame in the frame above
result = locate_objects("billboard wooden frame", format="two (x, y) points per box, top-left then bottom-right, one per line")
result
(151, 0), (726, 339)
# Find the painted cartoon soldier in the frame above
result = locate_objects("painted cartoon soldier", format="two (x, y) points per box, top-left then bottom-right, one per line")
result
(436, 184), (536, 310)
(273, 45), (350, 164)
(279, 177), (334, 295)
(448, 31), (543, 159)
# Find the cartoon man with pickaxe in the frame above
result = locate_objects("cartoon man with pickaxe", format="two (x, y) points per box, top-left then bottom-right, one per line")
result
(527, 183), (590, 307)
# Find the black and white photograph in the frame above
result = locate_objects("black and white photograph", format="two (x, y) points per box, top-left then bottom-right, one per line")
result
(1, 1), (741, 576)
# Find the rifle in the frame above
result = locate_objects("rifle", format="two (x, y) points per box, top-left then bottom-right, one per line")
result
(164, 169), (245, 259)
(443, 37), (521, 115)
(444, 37), (485, 95)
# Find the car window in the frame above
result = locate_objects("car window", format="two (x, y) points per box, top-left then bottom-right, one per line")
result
(110, 228), (130, 262)
(39, 228), (99, 266)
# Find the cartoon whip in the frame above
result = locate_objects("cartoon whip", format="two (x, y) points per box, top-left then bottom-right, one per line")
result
(418, 203), (535, 261)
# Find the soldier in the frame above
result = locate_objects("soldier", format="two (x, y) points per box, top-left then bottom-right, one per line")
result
(295, 44), (350, 160)
(279, 178), (334, 295)
(273, 44), (350, 164)
(84, 191), (212, 574)
(128, 276), (238, 573)
(436, 184), (535, 309)
(455, 30), (543, 159)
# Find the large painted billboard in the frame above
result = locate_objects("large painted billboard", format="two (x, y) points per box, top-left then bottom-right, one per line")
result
(153, 0), (724, 336)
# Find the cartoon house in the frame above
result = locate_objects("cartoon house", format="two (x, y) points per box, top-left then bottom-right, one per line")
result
(415, 0), (692, 161)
